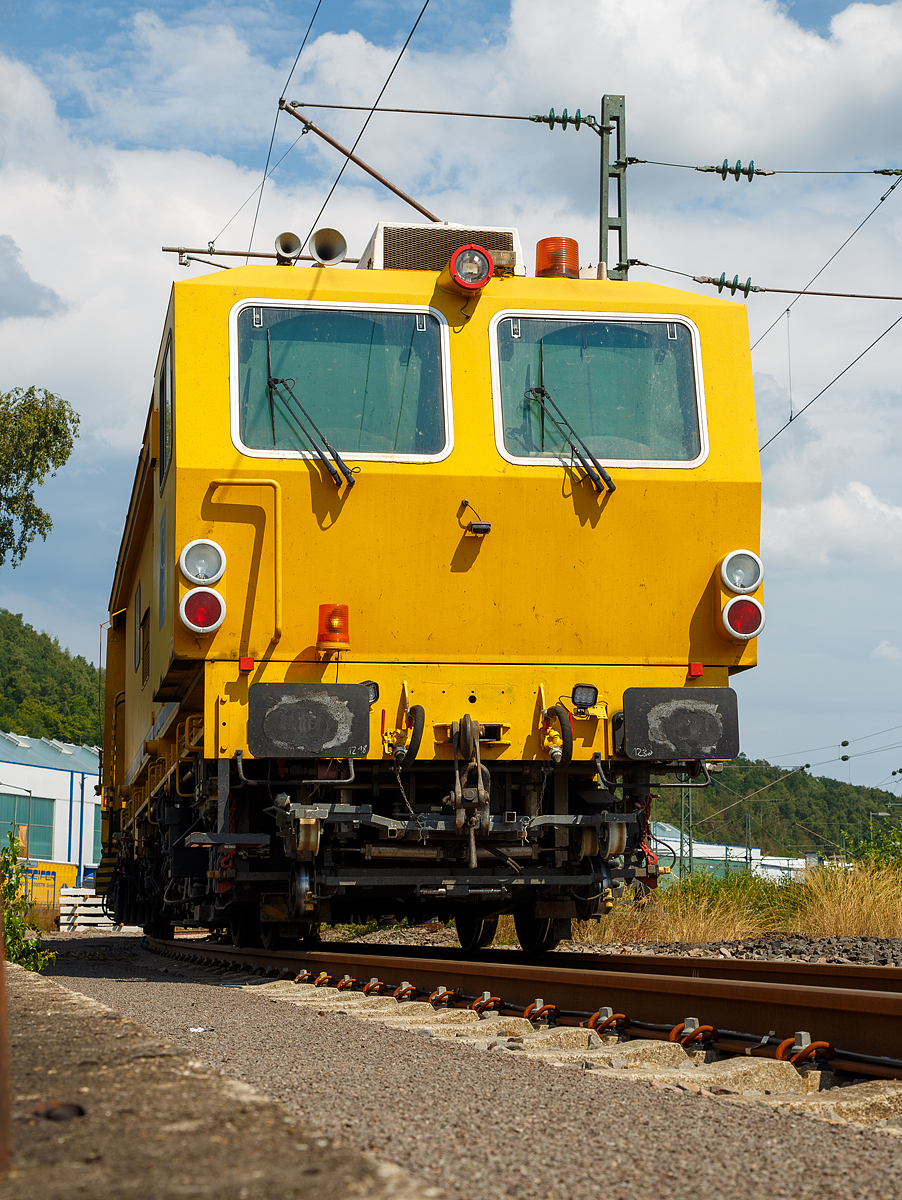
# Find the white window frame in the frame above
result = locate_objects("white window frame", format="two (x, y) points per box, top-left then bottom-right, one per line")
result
(488, 309), (709, 471)
(229, 298), (454, 464)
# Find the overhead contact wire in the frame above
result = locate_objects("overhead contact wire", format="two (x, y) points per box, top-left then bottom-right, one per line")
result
(244, 0), (324, 262)
(759, 309), (902, 451)
(286, 101), (534, 121)
(298, 0), (432, 254)
(751, 174), (902, 350)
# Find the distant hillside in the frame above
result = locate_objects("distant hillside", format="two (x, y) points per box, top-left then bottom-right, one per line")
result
(0, 609), (101, 745)
(653, 754), (896, 859)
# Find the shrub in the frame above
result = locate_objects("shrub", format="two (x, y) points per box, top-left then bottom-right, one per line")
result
(1, 831), (55, 970)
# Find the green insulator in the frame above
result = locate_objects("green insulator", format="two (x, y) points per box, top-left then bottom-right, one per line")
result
(548, 108), (555, 130)
(741, 277), (752, 297)
(720, 159), (729, 181)
(732, 160), (742, 181)
(729, 275), (740, 295)
(574, 109), (581, 130)
(561, 108), (569, 130)
(746, 160), (755, 182)
(717, 272), (727, 293)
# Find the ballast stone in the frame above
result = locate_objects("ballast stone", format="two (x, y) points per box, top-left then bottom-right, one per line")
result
(683, 1056), (807, 1094)
(523, 1027), (607, 1051)
(236, 972), (900, 1124)
(765, 1080), (902, 1124)
(602, 1039), (692, 1069)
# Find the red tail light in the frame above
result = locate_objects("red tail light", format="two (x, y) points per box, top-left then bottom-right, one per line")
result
(180, 588), (226, 633)
(317, 603), (350, 651)
(722, 596), (765, 640)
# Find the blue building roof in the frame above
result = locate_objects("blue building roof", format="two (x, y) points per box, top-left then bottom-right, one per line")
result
(0, 730), (99, 775)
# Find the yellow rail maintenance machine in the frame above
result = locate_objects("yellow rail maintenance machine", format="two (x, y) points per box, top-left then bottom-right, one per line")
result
(98, 215), (762, 953)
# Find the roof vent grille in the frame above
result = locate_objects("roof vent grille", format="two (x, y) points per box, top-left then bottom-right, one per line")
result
(359, 222), (524, 274)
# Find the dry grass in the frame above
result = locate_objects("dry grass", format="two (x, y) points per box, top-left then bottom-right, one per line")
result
(568, 863), (902, 947)
(790, 864), (902, 939)
(26, 904), (60, 933)
(495, 914), (518, 945)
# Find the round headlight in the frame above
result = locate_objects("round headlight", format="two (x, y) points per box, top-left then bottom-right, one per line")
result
(180, 539), (226, 585)
(720, 549), (763, 594)
(450, 244), (493, 290)
(722, 595), (765, 641)
(180, 588), (226, 634)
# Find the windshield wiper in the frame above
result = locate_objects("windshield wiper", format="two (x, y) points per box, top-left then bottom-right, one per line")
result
(524, 384), (616, 494)
(266, 330), (356, 489)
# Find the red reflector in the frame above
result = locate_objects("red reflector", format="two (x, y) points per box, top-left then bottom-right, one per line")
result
(726, 599), (762, 636)
(239, 656), (254, 673)
(689, 662), (704, 677)
(184, 590), (223, 629)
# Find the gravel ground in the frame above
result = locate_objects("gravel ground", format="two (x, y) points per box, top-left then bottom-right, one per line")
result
(347, 924), (902, 966)
(42, 932), (902, 1200)
(563, 935), (902, 964)
(7, 963), (429, 1199)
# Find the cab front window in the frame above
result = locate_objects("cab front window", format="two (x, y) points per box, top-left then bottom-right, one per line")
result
(495, 315), (702, 464)
(235, 305), (447, 459)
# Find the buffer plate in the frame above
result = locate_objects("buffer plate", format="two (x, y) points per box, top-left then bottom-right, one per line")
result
(248, 683), (370, 759)
(621, 687), (739, 761)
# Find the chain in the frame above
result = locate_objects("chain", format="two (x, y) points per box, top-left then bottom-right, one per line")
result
(393, 765), (426, 839)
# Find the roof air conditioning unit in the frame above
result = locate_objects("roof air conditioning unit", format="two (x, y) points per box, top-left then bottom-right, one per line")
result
(358, 222), (525, 274)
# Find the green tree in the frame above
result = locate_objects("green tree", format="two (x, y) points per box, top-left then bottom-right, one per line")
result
(654, 753), (898, 858)
(1, 831), (55, 970)
(0, 386), (80, 568)
(0, 609), (102, 744)
(0, 614), (102, 744)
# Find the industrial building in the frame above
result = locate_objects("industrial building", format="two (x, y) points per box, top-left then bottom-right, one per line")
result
(0, 730), (101, 903)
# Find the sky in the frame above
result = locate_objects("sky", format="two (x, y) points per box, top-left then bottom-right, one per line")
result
(1, 0), (902, 793)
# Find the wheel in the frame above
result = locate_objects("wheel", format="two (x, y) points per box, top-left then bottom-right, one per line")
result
(455, 913), (499, 952)
(229, 913), (258, 947)
(514, 910), (563, 954)
(112, 878), (127, 927)
(144, 909), (175, 939)
(260, 922), (281, 951)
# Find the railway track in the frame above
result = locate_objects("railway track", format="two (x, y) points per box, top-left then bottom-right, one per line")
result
(146, 937), (902, 1079)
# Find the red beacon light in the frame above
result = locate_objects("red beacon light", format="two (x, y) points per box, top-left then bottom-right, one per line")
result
(438, 244), (494, 296)
(180, 587), (226, 634)
(722, 595), (765, 641)
(317, 603), (350, 652)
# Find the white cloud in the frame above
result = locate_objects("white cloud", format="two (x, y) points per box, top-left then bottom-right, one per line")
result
(0, 234), (65, 319)
(872, 639), (902, 663)
(2, 1), (902, 786)
(764, 480), (902, 566)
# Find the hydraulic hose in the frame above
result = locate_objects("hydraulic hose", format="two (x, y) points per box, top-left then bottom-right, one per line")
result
(546, 705), (573, 767)
(395, 704), (425, 768)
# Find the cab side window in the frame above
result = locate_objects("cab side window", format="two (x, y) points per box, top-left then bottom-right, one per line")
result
(159, 334), (173, 484)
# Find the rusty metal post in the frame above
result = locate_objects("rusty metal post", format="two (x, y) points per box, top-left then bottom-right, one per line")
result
(0, 893), (12, 1175)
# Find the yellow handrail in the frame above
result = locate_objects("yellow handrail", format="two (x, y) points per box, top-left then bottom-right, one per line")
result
(209, 478), (282, 641)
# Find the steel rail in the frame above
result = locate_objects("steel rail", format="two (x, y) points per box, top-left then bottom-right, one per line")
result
(147, 938), (902, 1074)
(233, 940), (902, 994)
